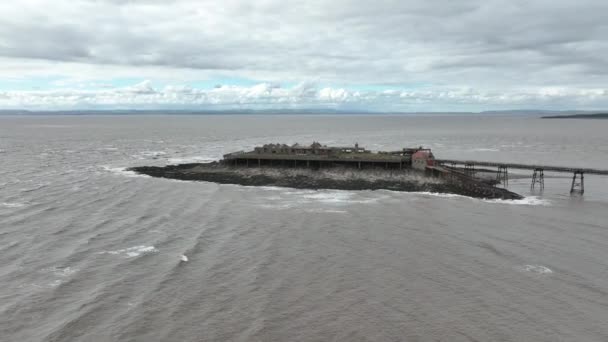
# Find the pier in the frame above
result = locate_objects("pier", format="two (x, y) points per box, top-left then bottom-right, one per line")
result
(436, 159), (608, 194)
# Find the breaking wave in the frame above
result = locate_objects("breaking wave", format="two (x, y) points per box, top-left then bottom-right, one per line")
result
(99, 245), (158, 258)
(412, 192), (550, 206)
(1, 202), (28, 208)
(523, 265), (553, 274)
(167, 156), (218, 164)
(101, 166), (149, 178)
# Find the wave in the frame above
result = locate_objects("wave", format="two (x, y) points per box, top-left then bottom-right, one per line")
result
(470, 148), (500, 152)
(408, 191), (550, 206)
(1, 202), (28, 208)
(484, 196), (550, 206)
(99, 245), (158, 258)
(41, 266), (79, 277)
(167, 156), (218, 164)
(522, 264), (553, 274)
(101, 166), (150, 178)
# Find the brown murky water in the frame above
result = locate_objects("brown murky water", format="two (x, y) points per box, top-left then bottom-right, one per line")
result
(1, 115), (608, 341)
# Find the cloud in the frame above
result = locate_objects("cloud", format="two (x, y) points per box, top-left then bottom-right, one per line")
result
(1, 81), (607, 111)
(0, 0), (608, 110)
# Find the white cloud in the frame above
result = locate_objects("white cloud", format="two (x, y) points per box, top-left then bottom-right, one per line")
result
(1, 0), (608, 110)
(1, 81), (608, 111)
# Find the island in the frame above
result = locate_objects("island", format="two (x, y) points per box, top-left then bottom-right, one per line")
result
(542, 113), (608, 119)
(129, 142), (524, 200)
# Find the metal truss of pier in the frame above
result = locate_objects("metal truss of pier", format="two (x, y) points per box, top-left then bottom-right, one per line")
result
(437, 159), (608, 195)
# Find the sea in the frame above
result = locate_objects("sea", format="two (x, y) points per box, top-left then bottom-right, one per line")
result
(1, 114), (607, 341)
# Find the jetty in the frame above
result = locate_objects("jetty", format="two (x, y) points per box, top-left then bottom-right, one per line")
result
(436, 159), (608, 194)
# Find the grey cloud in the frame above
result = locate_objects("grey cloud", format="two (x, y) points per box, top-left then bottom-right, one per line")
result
(0, 0), (608, 109)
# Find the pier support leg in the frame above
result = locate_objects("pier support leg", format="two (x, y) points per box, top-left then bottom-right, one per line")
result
(464, 163), (475, 177)
(246, 159), (249, 167)
(307, 160), (310, 168)
(570, 171), (584, 195)
(531, 168), (544, 190)
(258, 159), (261, 167)
(496, 166), (509, 187)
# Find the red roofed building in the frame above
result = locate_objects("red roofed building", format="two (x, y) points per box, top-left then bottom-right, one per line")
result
(412, 149), (435, 170)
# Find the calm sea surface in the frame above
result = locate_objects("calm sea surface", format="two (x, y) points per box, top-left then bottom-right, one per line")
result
(1, 115), (608, 341)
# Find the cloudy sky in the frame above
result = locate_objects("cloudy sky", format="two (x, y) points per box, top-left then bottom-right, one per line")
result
(1, 0), (607, 111)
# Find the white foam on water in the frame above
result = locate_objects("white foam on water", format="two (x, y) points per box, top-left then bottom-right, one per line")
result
(1, 202), (28, 208)
(485, 196), (550, 206)
(167, 156), (218, 164)
(257, 186), (287, 191)
(304, 209), (348, 214)
(181, 255), (189, 262)
(470, 148), (500, 152)
(41, 266), (79, 277)
(99, 245), (158, 258)
(302, 191), (355, 203)
(523, 265), (553, 274)
(257, 203), (295, 210)
(414, 191), (467, 199)
(258, 189), (384, 209)
(140, 151), (167, 157)
(412, 191), (550, 206)
(47, 280), (63, 287)
(132, 151), (168, 160)
(101, 165), (149, 178)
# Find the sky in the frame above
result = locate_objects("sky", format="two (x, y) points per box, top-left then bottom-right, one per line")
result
(1, 0), (607, 112)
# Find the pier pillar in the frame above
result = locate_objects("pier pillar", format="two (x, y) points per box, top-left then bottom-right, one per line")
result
(496, 166), (508, 187)
(531, 168), (544, 190)
(258, 159), (261, 167)
(246, 159), (249, 167)
(464, 163), (475, 177)
(358, 161), (361, 169)
(307, 160), (310, 168)
(570, 171), (584, 195)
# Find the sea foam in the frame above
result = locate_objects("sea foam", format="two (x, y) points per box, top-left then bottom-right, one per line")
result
(101, 166), (149, 178)
(167, 156), (218, 164)
(523, 265), (553, 274)
(100, 245), (158, 258)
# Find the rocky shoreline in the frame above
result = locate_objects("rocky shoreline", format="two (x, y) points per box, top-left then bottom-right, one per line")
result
(129, 162), (524, 200)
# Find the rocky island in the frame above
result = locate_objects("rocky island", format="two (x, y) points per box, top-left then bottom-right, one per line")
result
(129, 142), (524, 200)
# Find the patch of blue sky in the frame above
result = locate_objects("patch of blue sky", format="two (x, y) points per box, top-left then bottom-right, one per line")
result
(0, 76), (65, 91)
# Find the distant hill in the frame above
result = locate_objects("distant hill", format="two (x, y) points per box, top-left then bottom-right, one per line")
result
(542, 113), (608, 119)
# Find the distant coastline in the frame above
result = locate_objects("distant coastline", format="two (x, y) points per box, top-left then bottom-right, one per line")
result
(1, 109), (607, 116)
(542, 113), (608, 119)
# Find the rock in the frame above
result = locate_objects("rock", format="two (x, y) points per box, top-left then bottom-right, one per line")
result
(128, 163), (524, 200)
